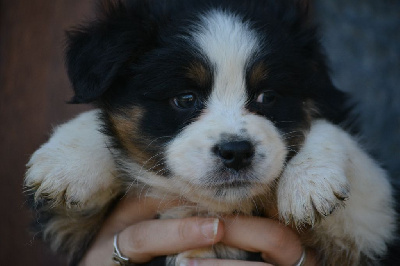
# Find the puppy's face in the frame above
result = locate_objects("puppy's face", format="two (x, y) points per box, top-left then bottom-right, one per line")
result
(67, 0), (348, 205)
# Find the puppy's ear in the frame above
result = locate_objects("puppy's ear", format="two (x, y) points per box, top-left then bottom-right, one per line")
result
(279, 0), (313, 32)
(295, 0), (311, 18)
(66, 0), (157, 104)
(290, 0), (312, 26)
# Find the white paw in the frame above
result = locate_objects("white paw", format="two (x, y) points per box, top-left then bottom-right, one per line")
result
(278, 159), (350, 226)
(24, 110), (119, 209)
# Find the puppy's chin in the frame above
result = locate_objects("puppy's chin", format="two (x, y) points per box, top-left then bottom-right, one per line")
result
(170, 168), (275, 210)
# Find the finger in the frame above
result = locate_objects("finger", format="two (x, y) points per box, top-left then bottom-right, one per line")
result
(118, 217), (223, 263)
(221, 216), (303, 266)
(103, 195), (182, 235)
(181, 258), (272, 266)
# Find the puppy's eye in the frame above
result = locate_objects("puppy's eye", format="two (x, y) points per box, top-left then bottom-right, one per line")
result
(256, 90), (277, 105)
(173, 93), (197, 109)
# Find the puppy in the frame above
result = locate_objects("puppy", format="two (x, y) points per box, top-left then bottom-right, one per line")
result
(25, 0), (396, 265)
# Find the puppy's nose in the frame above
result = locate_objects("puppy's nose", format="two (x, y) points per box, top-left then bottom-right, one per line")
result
(214, 141), (254, 171)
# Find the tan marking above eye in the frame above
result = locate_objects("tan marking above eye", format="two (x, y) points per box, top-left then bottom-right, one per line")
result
(248, 61), (269, 88)
(186, 61), (211, 87)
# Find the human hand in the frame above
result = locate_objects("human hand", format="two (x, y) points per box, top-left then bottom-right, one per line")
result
(79, 196), (316, 266)
(183, 216), (317, 266)
(79, 196), (223, 265)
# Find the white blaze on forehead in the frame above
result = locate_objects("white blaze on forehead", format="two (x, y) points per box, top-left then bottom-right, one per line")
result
(165, 11), (286, 203)
(192, 10), (261, 112)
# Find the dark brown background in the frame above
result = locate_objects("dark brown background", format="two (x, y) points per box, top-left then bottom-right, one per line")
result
(1, 0), (399, 265)
(0, 1), (94, 265)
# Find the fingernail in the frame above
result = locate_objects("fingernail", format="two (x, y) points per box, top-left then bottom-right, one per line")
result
(180, 259), (189, 266)
(180, 259), (198, 266)
(200, 218), (219, 241)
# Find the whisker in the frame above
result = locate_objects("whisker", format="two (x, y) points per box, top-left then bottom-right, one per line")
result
(277, 121), (296, 123)
(139, 152), (164, 169)
(283, 135), (304, 140)
(147, 161), (166, 172)
(281, 130), (301, 137)
(138, 183), (150, 200)
(144, 135), (173, 150)
(252, 197), (259, 215)
(286, 148), (299, 155)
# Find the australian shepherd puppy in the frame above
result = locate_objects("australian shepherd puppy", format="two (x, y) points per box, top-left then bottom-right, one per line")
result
(25, 0), (396, 265)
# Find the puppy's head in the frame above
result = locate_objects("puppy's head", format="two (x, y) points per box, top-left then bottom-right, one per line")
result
(66, 0), (349, 206)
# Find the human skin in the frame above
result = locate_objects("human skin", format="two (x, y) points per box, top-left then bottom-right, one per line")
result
(79, 195), (316, 266)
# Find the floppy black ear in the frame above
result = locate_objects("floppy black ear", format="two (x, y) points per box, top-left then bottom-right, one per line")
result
(66, 0), (157, 103)
(278, 0), (313, 33)
(295, 0), (311, 18)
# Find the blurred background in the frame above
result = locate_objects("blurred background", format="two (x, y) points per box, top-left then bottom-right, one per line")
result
(0, 0), (399, 265)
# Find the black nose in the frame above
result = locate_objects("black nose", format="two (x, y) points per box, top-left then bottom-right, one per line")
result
(214, 140), (254, 171)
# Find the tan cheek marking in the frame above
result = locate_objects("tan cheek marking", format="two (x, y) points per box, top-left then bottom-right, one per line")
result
(109, 107), (155, 167)
(303, 99), (320, 125)
(281, 100), (318, 159)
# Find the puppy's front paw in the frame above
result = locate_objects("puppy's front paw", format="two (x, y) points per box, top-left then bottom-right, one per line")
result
(278, 159), (350, 226)
(24, 110), (119, 209)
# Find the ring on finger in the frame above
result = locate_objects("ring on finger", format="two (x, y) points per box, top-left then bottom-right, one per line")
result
(294, 247), (306, 266)
(112, 233), (131, 265)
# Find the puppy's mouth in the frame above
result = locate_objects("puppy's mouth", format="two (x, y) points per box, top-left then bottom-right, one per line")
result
(164, 160), (278, 207)
(208, 179), (253, 189)
(204, 169), (257, 188)
(200, 172), (266, 203)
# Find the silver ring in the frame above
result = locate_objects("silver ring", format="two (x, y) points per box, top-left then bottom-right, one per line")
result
(294, 247), (306, 266)
(112, 233), (131, 265)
